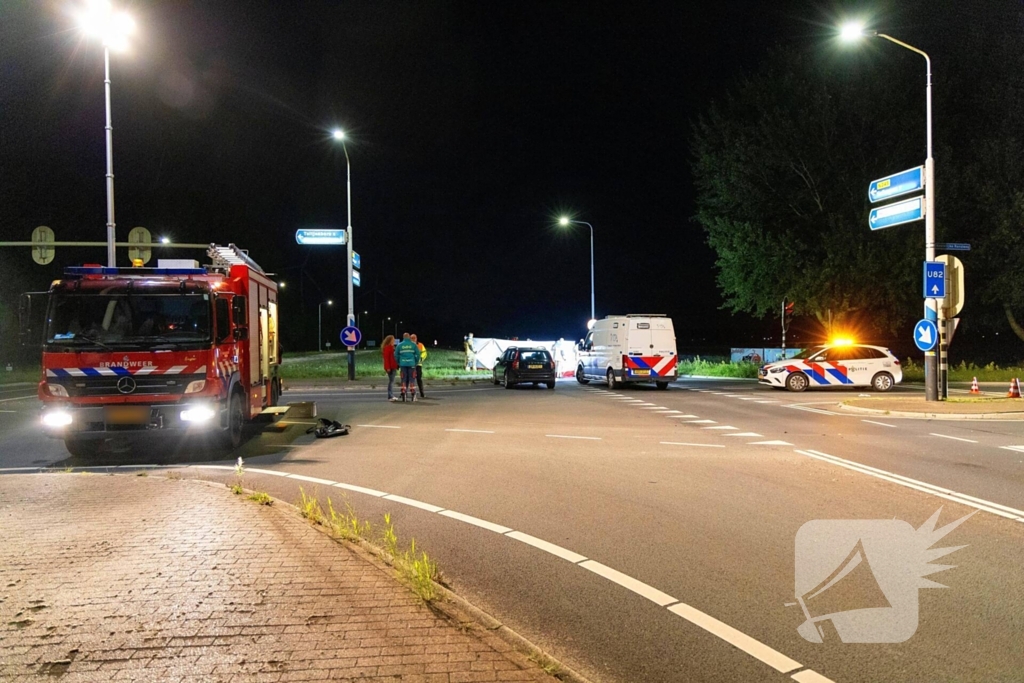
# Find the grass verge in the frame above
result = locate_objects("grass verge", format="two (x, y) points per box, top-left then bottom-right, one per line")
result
(902, 359), (1024, 383)
(676, 357), (760, 378)
(0, 367), (40, 385)
(297, 487), (441, 601)
(281, 348), (470, 380)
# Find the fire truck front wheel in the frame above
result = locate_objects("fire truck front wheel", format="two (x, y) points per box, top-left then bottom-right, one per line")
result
(222, 390), (246, 450)
(64, 438), (101, 458)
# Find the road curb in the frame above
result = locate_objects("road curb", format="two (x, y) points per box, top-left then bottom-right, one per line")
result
(837, 402), (1024, 421)
(191, 475), (593, 683)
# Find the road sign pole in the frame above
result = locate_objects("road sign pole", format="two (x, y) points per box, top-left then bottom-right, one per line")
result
(342, 143), (356, 381)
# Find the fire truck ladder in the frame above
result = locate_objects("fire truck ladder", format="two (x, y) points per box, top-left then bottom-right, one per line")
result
(207, 244), (266, 274)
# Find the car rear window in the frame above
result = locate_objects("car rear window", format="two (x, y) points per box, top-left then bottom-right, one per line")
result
(519, 350), (551, 362)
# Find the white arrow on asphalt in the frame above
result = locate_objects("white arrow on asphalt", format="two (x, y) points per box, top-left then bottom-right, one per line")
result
(917, 325), (934, 345)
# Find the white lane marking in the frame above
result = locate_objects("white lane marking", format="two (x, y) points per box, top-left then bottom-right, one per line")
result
(735, 397), (760, 401)
(931, 433), (978, 443)
(755, 400), (779, 404)
(657, 410), (682, 414)
(247, 467), (290, 477)
(862, 420), (897, 428)
(787, 405), (834, 416)
(667, 603), (802, 674)
(383, 494), (446, 513)
(334, 482), (388, 497)
(660, 442), (725, 448)
(634, 402), (657, 406)
(357, 424), (401, 429)
(749, 440), (793, 446)
(0, 410), (17, 413)
(796, 449), (1024, 521)
(667, 414), (700, 419)
(0, 394), (36, 404)
(702, 426), (738, 431)
(724, 432), (763, 437)
(505, 531), (588, 563)
(546, 434), (601, 440)
(445, 428), (496, 434)
(19, 464), (817, 680)
(438, 510), (512, 534)
(580, 560), (677, 606)
(1000, 445), (1024, 453)
(711, 392), (732, 395)
(791, 670), (837, 683)
(286, 474), (337, 486)
(641, 406), (667, 410)
(685, 420), (717, 424)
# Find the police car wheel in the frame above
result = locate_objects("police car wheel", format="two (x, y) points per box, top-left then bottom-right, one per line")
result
(786, 372), (809, 392)
(871, 372), (895, 392)
(576, 366), (589, 385)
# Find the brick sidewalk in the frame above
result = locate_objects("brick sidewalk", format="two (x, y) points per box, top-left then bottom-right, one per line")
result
(0, 474), (556, 682)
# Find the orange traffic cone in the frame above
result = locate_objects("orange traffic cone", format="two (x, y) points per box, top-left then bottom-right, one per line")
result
(1008, 378), (1021, 399)
(970, 377), (981, 394)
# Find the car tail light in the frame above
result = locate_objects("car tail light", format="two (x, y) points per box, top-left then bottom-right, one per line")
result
(513, 360), (519, 370)
(894, 359), (900, 365)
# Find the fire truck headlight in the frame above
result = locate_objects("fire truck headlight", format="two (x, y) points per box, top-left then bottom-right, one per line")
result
(180, 405), (216, 423)
(42, 410), (73, 427)
(184, 380), (206, 394)
(47, 383), (69, 397)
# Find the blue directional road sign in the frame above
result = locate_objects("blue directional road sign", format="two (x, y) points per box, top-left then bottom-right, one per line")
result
(340, 326), (362, 347)
(914, 319), (938, 352)
(923, 261), (946, 298)
(869, 196), (924, 231)
(295, 229), (347, 245)
(868, 166), (924, 204)
(352, 251), (361, 269)
(352, 270), (361, 287)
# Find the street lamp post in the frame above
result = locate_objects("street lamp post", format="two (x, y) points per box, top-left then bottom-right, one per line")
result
(382, 317), (391, 341)
(841, 22), (939, 400)
(332, 129), (356, 379)
(558, 217), (596, 322)
(318, 300), (333, 352)
(78, 1), (135, 267)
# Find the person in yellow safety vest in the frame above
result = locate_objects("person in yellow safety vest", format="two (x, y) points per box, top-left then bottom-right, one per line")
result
(411, 334), (427, 398)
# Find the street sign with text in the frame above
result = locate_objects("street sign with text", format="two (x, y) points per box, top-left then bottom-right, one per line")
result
(935, 243), (970, 251)
(924, 261), (946, 299)
(353, 269), (361, 287)
(869, 196), (924, 231)
(352, 251), (361, 269)
(295, 229), (347, 245)
(868, 166), (924, 204)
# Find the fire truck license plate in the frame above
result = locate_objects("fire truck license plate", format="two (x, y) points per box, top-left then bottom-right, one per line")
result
(105, 406), (151, 424)
(632, 369), (650, 376)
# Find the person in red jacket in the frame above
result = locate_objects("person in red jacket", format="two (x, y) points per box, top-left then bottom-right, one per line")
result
(382, 335), (398, 402)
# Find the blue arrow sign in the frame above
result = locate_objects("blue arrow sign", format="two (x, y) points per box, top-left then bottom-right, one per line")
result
(869, 196), (924, 231)
(352, 269), (361, 287)
(868, 166), (924, 204)
(914, 319), (938, 352)
(295, 229), (347, 245)
(340, 326), (362, 347)
(352, 251), (361, 269)
(923, 261), (946, 298)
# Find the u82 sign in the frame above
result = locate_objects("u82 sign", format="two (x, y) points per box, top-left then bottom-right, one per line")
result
(924, 261), (946, 299)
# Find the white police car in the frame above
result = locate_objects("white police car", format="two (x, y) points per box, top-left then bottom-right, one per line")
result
(758, 343), (902, 392)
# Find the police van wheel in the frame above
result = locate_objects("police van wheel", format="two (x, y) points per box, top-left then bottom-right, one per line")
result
(871, 372), (895, 393)
(786, 372), (809, 392)
(656, 382), (669, 390)
(576, 366), (589, 385)
(607, 369), (618, 389)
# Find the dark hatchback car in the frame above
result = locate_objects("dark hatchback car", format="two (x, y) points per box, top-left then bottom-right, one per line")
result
(492, 347), (556, 389)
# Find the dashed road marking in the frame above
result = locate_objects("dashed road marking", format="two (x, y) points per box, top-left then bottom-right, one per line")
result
(660, 442), (725, 448)
(0, 394), (36, 404)
(754, 400), (779, 404)
(787, 405), (835, 416)
(862, 420), (897, 428)
(546, 434), (601, 440)
(1000, 445), (1024, 454)
(666, 414), (700, 419)
(357, 424), (402, 429)
(685, 419), (717, 424)
(445, 428), (496, 434)
(702, 426), (738, 431)
(931, 433), (978, 443)
(724, 432), (763, 437)
(749, 440), (793, 446)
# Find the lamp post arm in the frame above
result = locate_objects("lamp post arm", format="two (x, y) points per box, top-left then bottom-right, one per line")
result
(876, 34), (932, 159)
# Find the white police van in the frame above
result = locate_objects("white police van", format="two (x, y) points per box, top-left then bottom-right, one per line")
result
(758, 343), (902, 392)
(576, 315), (677, 389)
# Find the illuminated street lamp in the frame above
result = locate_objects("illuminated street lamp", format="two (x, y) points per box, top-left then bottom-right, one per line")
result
(841, 21), (939, 400)
(558, 216), (596, 322)
(331, 128), (356, 378)
(318, 299), (333, 352)
(77, 0), (136, 267)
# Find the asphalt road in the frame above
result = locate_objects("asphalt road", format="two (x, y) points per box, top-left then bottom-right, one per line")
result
(2, 378), (1023, 682)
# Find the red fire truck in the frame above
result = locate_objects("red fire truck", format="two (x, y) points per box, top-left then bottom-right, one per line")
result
(35, 245), (281, 457)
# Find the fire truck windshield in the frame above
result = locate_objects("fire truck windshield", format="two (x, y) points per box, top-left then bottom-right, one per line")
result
(45, 293), (213, 349)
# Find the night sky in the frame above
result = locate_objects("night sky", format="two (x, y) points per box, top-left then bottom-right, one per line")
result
(1, 1), (903, 351)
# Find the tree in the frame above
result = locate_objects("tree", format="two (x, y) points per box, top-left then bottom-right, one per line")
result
(692, 46), (924, 336)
